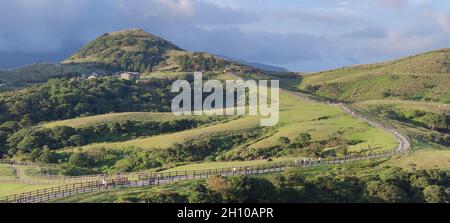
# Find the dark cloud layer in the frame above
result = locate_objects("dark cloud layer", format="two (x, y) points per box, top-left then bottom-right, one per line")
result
(0, 0), (449, 71)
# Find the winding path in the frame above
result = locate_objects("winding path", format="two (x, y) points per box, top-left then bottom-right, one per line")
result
(1, 87), (411, 203)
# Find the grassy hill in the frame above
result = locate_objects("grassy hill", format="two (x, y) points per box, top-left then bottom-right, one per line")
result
(40, 112), (215, 128)
(299, 49), (450, 102)
(63, 29), (182, 72)
(356, 100), (450, 113)
(63, 29), (258, 74)
(72, 91), (397, 156)
(0, 29), (263, 92)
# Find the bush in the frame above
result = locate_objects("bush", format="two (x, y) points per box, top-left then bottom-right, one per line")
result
(68, 153), (93, 168)
(365, 181), (408, 202)
(139, 192), (188, 203)
(423, 185), (449, 203)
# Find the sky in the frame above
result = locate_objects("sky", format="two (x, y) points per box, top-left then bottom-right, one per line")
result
(0, 0), (450, 72)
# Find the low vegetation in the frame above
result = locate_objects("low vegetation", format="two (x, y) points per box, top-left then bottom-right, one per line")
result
(50, 160), (450, 203)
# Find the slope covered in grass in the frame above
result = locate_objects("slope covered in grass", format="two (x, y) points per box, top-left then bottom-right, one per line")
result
(75, 91), (397, 155)
(41, 112), (211, 128)
(0, 165), (16, 178)
(76, 115), (261, 151)
(385, 149), (450, 171)
(299, 49), (450, 102)
(356, 100), (450, 113)
(0, 184), (52, 197)
(63, 29), (257, 74)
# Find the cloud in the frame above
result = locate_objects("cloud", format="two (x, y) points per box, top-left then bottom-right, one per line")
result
(0, 0), (450, 71)
(0, 0), (256, 53)
(431, 11), (450, 32)
(341, 27), (387, 38)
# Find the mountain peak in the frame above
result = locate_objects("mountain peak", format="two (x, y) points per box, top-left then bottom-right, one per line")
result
(62, 29), (183, 72)
(107, 28), (162, 39)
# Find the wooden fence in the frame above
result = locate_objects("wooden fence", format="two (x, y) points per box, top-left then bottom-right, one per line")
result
(0, 151), (393, 203)
(0, 166), (150, 185)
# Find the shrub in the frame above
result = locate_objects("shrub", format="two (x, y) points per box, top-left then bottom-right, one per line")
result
(365, 181), (409, 202)
(423, 185), (449, 203)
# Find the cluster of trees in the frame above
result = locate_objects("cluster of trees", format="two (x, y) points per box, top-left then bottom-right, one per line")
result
(28, 127), (267, 175)
(115, 167), (450, 203)
(176, 53), (229, 72)
(0, 77), (176, 157)
(378, 109), (449, 133)
(375, 108), (450, 146)
(0, 78), (174, 126)
(231, 133), (313, 160)
(5, 119), (209, 156)
(75, 31), (180, 72)
(118, 50), (156, 72)
(227, 132), (366, 161)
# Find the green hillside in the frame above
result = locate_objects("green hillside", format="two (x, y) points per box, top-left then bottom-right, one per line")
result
(299, 49), (450, 102)
(63, 29), (258, 74)
(0, 29), (265, 92)
(63, 29), (182, 72)
(40, 112), (211, 128)
(0, 63), (81, 91)
(72, 91), (396, 158)
(353, 99), (450, 148)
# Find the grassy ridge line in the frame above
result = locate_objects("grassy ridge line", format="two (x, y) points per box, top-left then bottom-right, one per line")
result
(298, 49), (450, 102)
(40, 112), (205, 128)
(355, 100), (450, 113)
(70, 115), (261, 151)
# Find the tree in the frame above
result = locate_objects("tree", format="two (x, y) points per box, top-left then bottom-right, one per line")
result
(68, 153), (93, 168)
(0, 131), (8, 157)
(423, 185), (449, 203)
(139, 191), (188, 203)
(222, 176), (277, 203)
(379, 167), (410, 189)
(16, 135), (41, 153)
(365, 181), (408, 202)
(207, 175), (229, 194)
(278, 137), (290, 146)
(293, 133), (312, 148)
(187, 183), (221, 203)
(36, 149), (60, 164)
(68, 135), (83, 146)
(422, 113), (447, 131)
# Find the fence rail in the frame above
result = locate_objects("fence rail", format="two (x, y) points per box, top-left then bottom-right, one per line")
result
(0, 151), (393, 203)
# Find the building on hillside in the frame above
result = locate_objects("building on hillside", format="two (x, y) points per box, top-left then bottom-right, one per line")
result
(87, 73), (99, 80)
(120, 72), (141, 81)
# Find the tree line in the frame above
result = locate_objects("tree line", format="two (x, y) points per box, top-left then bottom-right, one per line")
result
(5, 118), (215, 156)
(115, 167), (450, 203)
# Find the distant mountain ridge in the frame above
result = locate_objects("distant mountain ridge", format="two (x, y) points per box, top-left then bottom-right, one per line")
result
(0, 62), (80, 91)
(219, 56), (289, 72)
